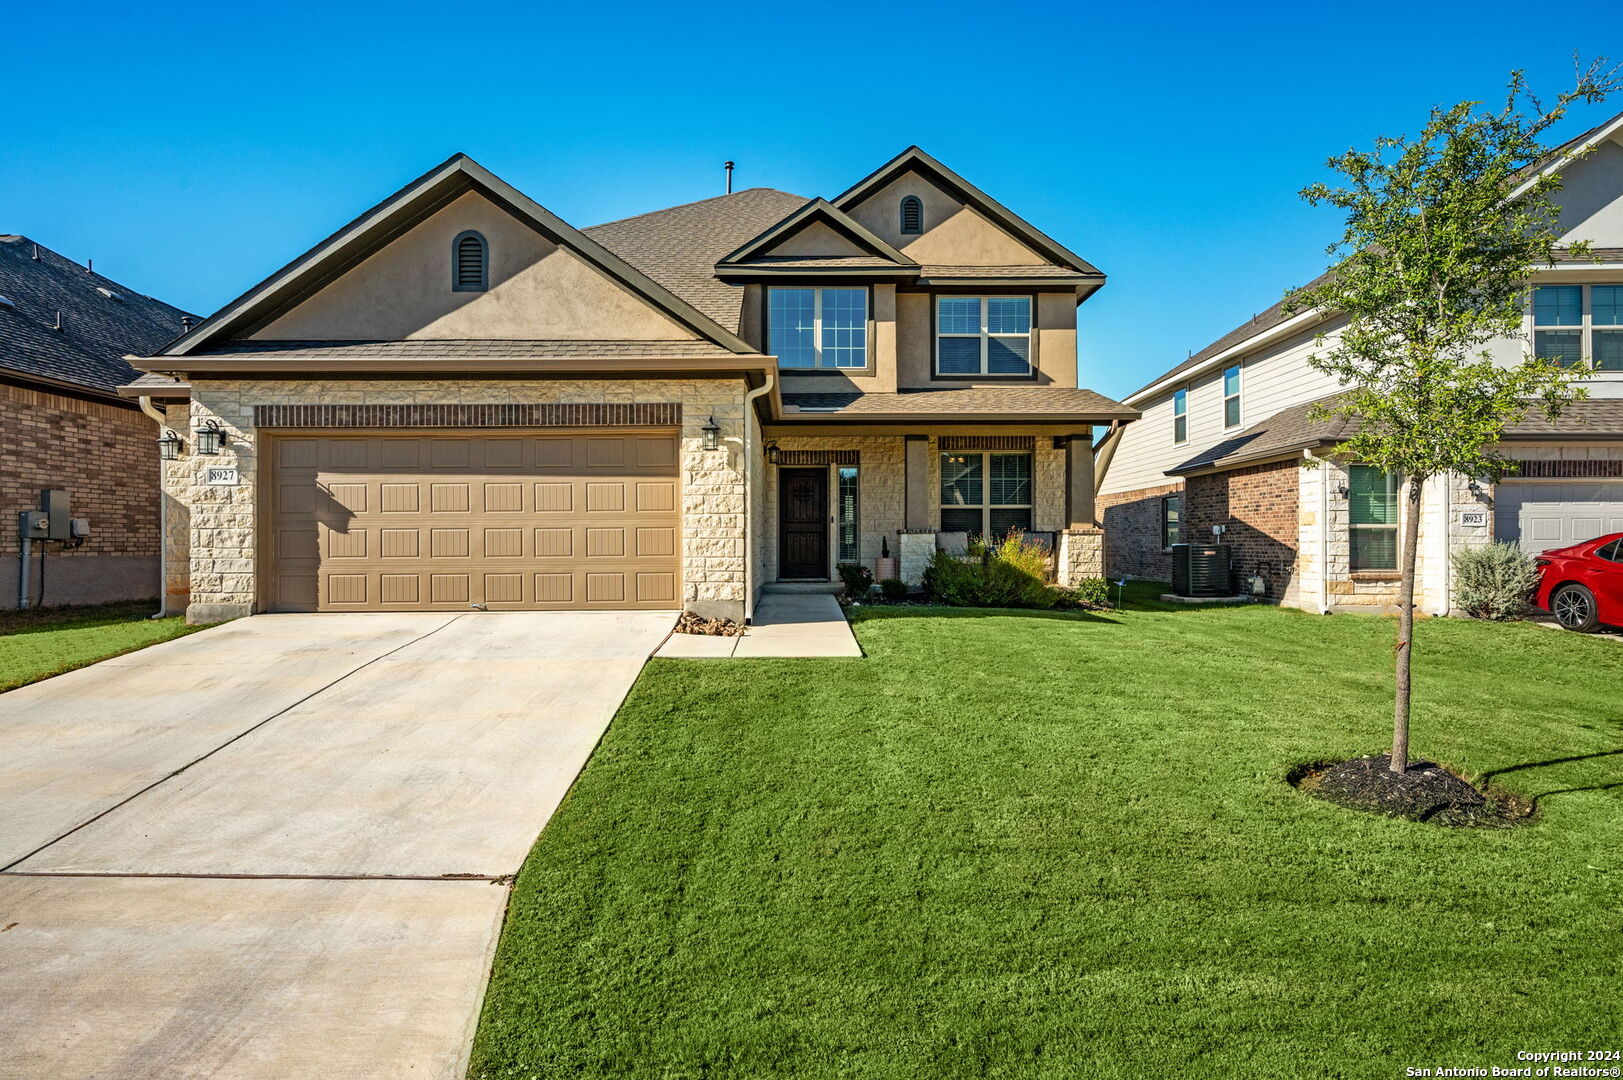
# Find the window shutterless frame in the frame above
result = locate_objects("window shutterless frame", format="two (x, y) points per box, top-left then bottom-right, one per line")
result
(939, 451), (1033, 536)
(1222, 365), (1242, 429)
(1348, 465), (1400, 572)
(767, 286), (871, 371)
(1532, 284), (1623, 372)
(1161, 493), (1182, 549)
(1172, 387), (1188, 445)
(934, 295), (1034, 377)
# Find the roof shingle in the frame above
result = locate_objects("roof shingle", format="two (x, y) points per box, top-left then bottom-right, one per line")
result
(0, 235), (192, 393)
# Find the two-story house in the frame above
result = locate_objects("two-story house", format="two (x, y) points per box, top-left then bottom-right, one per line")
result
(1097, 110), (1623, 614)
(125, 149), (1136, 624)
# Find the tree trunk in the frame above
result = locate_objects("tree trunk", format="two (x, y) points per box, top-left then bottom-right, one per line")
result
(1391, 474), (1426, 774)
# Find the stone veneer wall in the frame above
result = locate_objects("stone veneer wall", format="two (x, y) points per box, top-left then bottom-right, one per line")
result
(760, 433), (1068, 583)
(171, 378), (750, 623)
(1183, 461), (1299, 600)
(1097, 481), (1182, 581)
(1, 381), (162, 608)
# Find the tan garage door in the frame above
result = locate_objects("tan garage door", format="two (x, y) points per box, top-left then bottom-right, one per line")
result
(267, 432), (681, 611)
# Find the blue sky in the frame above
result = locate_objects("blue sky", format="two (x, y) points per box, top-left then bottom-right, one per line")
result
(7, 0), (1619, 398)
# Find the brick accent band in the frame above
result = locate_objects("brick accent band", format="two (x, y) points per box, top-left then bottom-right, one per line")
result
(1507, 459), (1623, 478)
(252, 402), (682, 429)
(774, 449), (858, 465)
(939, 435), (1035, 451)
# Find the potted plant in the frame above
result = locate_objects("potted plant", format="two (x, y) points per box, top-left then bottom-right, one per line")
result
(874, 534), (898, 582)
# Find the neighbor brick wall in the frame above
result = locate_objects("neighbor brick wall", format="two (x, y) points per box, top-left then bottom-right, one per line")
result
(1098, 481), (1182, 581)
(0, 381), (159, 560)
(1183, 460), (1299, 599)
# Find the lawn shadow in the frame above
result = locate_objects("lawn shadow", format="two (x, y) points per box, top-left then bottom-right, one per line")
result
(0, 602), (162, 638)
(850, 605), (1123, 626)
(1477, 748), (1623, 808)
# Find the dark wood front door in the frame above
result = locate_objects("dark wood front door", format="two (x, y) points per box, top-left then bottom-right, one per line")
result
(779, 467), (829, 579)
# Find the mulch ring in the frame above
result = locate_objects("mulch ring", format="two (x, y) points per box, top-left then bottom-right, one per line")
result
(1290, 754), (1532, 828)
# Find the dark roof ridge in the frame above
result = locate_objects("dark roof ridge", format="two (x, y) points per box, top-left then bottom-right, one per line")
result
(586, 187), (806, 231)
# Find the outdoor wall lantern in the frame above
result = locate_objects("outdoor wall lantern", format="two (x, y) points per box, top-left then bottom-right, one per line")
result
(194, 418), (229, 455)
(1335, 482), (1350, 499)
(156, 428), (183, 461)
(1468, 478), (1485, 498)
(766, 442), (781, 464)
(701, 416), (721, 451)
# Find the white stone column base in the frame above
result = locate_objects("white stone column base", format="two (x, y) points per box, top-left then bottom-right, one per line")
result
(1057, 529), (1105, 586)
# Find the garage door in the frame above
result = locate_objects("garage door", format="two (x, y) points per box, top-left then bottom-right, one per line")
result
(1495, 481), (1623, 554)
(267, 433), (680, 611)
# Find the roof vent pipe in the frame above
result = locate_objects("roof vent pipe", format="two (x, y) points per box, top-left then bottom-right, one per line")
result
(181, 315), (193, 331)
(31, 244), (39, 260)
(87, 258), (93, 273)
(724, 160), (734, 194)
(54, 310), (63, 331)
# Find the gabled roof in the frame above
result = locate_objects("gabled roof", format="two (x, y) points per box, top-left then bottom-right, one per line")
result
(158, 154), (758, 358)
(715, 198), (916, 277)
(0, 235), (192, 396)
(585, 188), (808, 330)
(830, 146), (1104, 278)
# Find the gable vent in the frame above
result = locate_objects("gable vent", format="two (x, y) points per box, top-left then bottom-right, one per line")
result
(899, 195), (923, 235)
(452, 230), (488, 292)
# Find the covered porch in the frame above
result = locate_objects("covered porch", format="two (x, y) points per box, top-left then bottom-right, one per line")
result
(756, 419), (1111, 592)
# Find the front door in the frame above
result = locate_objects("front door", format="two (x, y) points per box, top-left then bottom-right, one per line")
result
(779, 467), (829, 579)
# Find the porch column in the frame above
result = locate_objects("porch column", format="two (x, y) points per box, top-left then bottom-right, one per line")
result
(904, 434), (930, 530)
(1059, 428), (1103, 586)
(1065, 428), (1096, 529)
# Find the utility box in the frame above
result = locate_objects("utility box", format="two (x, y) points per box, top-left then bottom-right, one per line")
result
(1171, 542), (1232, 597)
(40, 489), (71, 541)
(18, 511), (48, 539)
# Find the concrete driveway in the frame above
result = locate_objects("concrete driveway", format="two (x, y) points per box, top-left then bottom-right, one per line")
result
(0, 610), (675, 1080)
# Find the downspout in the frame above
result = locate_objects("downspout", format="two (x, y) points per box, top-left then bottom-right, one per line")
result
(741, 367), (776, 625)
(137, 396), (168, 619)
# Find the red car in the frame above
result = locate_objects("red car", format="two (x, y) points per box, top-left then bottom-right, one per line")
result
(1534, 532), (1623, 632)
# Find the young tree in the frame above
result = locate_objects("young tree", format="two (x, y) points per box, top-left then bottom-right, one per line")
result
(1287, 61), (1619, 774)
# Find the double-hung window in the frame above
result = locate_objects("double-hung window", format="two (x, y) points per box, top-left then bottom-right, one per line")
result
(1348, 465), (1399, 572)
(936, 296), (1032, 375)
(940, 451), (1032, 536)
(1533, 285), (1623, 371)
(1161, 493), (1182, 549)
(768, 288), (868, 369)
(1172, 387), (1188, 444)
(1223, 365), (1242, 428)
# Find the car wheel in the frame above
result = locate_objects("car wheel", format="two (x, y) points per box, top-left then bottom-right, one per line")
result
(1551, 583), (1600, 632)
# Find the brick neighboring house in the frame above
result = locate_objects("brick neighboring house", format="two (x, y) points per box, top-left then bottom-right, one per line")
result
(0, 236), (192, 609)
(123, 150), (1137, 623)
(1096, 109), (1623, 612)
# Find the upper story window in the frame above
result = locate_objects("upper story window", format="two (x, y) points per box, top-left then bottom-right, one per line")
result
(452, 231), (488, 292)
(768, 287), (868, 369)
(1172, 387), (1188, 444)
(900, 195), (923, 235)
(936, 296), (1032, 376)
(1222, 364), (1242, 428)
(1533, 285), (1623, 371)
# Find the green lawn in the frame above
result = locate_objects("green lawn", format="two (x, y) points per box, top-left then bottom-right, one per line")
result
(0, 602), (201, 693)
(470, 586), (1623, 1080)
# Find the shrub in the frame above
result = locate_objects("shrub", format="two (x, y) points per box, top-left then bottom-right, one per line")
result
(836, 562), (874, 597)
(878, 578), (908, 600)
(1055, 577), (1110, 609)
(922, 532), (1057, 609)
(1452, 542), (1539, 620)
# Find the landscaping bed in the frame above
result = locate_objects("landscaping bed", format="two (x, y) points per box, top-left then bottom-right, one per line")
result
(470, 583), (1623, 1079)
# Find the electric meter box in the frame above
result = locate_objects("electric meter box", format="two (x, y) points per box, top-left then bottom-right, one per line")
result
(41, 489), (71, 541)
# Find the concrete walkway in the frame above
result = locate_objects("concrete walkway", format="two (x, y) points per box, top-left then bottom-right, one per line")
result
(0, 609), (675, 1080)
(656, 593), (862, 658)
